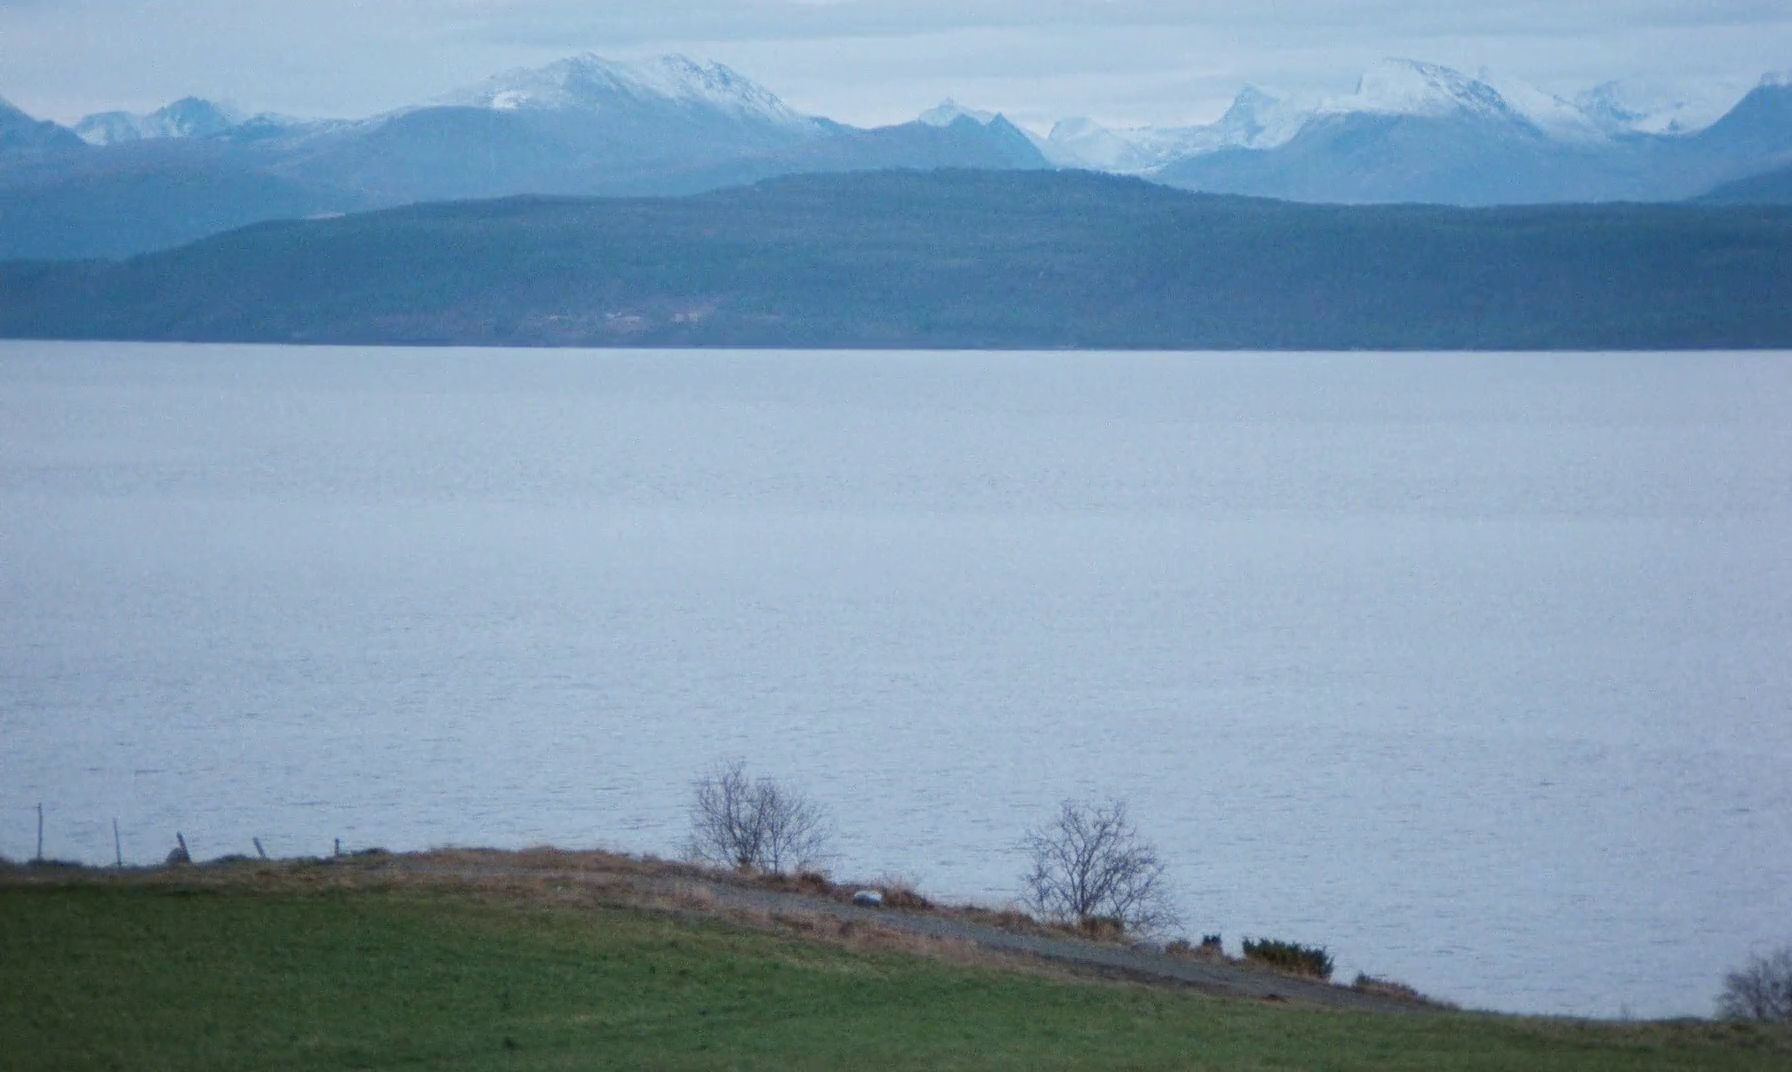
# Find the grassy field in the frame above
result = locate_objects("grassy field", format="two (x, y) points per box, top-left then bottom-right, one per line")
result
(2, 875), (1788, 1071)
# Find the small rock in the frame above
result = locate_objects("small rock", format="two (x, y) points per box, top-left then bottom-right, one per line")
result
(852, 890), (884, 908)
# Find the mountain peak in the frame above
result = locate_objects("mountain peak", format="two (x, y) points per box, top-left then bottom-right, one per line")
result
(0, 96), (88, 158)
(445, 53), (817, 129)
(1333, 58), (1514, 121)
(1214, 84), (1309, 148)
(74, 97), (240, 145)
(918, 98), (998, 127)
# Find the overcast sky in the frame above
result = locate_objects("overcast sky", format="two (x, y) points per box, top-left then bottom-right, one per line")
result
(3, 2), (1789, 129)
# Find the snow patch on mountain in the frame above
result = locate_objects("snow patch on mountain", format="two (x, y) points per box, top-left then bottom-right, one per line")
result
(1321, 59), (1515, 122)
(445, 53), (820, 130)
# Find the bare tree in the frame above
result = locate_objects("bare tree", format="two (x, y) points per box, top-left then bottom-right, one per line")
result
(687, 759), (832, 874)
(1020, 797), (1181, 936)
(1718, 945), (1792, 1023)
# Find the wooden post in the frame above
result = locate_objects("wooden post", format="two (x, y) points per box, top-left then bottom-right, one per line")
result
(334, 837), (341, 857)
(114, 819), (123, 868)
(35, 803), (43, 862)
(253, 838), (267, 861)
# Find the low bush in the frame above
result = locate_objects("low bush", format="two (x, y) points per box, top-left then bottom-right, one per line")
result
(1243, 937), (1334, 980)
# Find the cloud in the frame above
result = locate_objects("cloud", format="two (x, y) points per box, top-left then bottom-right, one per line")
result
(445, 1), (1792, 44)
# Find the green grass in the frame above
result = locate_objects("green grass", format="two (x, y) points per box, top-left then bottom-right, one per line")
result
(1, 884), (1787, 1071)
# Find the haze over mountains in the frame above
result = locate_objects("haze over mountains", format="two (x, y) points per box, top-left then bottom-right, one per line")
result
(2, 53), (1791, 260)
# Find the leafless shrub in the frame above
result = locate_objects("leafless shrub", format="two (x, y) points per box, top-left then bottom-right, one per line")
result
(1019, 797), (1181, 937)
(1718, 945), (1792, 1023)
(687, 759), (832, 875)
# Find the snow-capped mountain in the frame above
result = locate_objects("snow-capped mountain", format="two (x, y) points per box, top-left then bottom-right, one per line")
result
(1574, 77), (1757, 135)
(1207, 85), (1311, 150)
(1043, 117), (1170, 171)
(254, 53), (838, 204)
(914, 99), (1054, 158)
(5, 51), (1792, 261)
(1319, 59), (1515, 121)
(1067, 60), (1761, 182)
(443, 53), (823, 132)
(1152, 59), (1792, 204)
(74, 97), (241, 145)
(1304, 60), (1604, 143)
(1471, 71), (1610, 144)
(917, 99), (998, 127)
(1044, 85), (1307, 172)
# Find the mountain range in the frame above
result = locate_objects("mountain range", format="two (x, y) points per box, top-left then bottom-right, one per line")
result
(2, 54), (1791, 260)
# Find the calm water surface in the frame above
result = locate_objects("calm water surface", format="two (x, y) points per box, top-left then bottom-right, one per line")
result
(3, 342), (1789, 1017)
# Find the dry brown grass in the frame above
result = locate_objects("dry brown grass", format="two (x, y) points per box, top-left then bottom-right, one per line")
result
(868, 875), (934, 910)
(1166, 939), (1230, 963)
(1352, 974), (1455, 1009)
(957, 906), (1056, 938)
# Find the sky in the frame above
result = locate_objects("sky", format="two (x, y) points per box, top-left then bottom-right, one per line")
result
(2, 2), (1790, 130)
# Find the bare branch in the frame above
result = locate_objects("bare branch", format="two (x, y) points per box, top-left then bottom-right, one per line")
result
(1020, 797), (1181, 937)
(688, 759), (832, 875)
(1718, 946), (1792, 1023)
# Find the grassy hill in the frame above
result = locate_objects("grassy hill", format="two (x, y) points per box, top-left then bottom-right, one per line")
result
(3, 857), (1789, 1070)
(3, 169), (1790, 350)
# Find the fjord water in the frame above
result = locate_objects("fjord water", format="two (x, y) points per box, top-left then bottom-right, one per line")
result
(3, 343), (1789, 1017)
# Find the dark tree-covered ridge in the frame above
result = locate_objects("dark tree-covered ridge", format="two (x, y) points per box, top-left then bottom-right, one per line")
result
(3, 168), (1789, 350)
